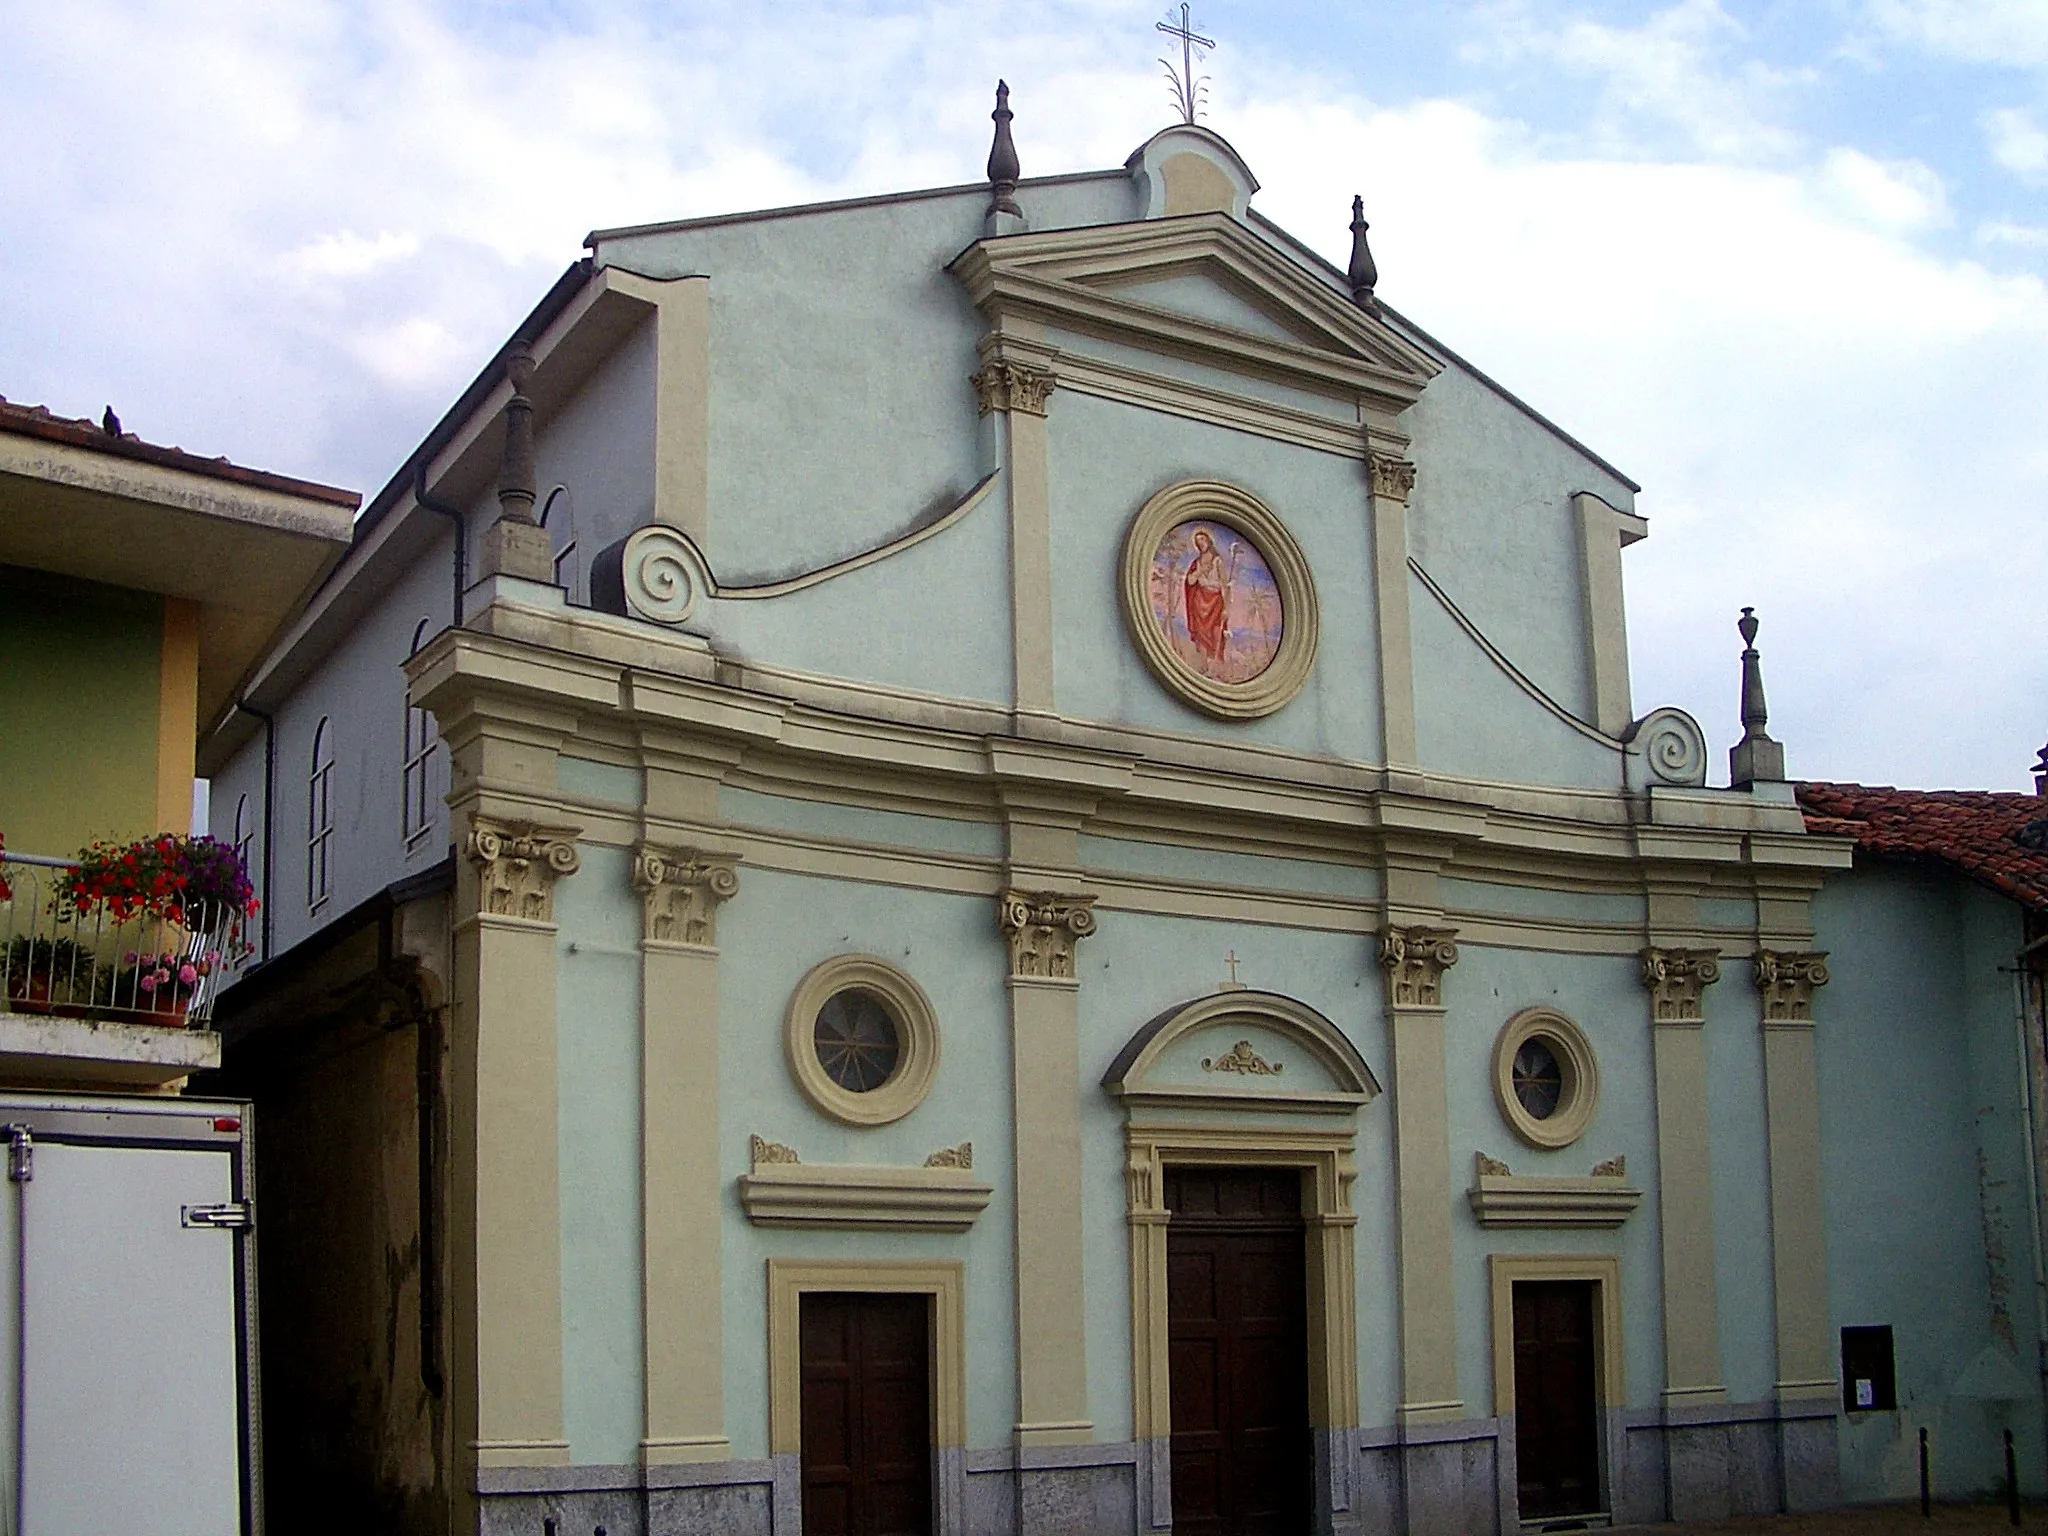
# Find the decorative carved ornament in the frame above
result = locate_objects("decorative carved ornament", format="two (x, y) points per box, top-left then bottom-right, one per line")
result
(1476, 1152), (1512, 1177)
(924, 1143), (973, 1169)
(1379, 925), (1458, 1008)
(466, 821), (580, 922)
(1755, 949), (1830, 1024)
(632, 845), (741, 947)
(1591, 1155), (1626, 1178)
(998, 889), (1097, 980)
(1640, 947), (1722, 1025)
(970, 360), (1056, 417)
(1368, 453), (1416, 504)
(750, 1135), (801, 1167)
(1201, 1040), (1283, 1077)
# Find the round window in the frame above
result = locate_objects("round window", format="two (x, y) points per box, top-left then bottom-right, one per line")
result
(1492, 1009), (1599, 1149)
(785, 955), (940, 1127)
(813, 989), (902, 1092)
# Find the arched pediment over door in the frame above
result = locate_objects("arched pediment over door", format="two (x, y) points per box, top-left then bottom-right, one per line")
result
(1103, 991), (1379, 1527)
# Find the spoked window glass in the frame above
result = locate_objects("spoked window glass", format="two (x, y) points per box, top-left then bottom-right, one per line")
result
(307, 716), (334, 911)
(402, 619), (438, 845)
(1512, 1039), (1564, 1120)
(814, 989), (902, 1093)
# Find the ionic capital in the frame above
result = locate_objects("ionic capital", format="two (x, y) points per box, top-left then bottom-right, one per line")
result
(1640, 947), (1722, 1025)
(1755, 949), (1830, 1025)
(998, 888), (1096, 980)
(632, 844), (741, 947)
(465, 818), (581, 923)
(1379, 925), (1458, 1008)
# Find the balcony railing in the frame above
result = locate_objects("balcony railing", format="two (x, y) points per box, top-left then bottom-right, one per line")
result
(0, 853), (236, 1027)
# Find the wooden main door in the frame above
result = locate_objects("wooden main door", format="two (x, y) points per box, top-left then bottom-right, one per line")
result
(1166, 1167), (1311, 1536)
(800, 1292), (933, 1536)
(1512, 1280), (1602, 1520)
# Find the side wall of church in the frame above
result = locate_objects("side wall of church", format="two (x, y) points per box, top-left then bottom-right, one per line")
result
(1814, 865), (2047, 1504)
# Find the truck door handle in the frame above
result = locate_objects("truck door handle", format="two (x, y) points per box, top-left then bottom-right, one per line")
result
(181, 1201), (254, 1230)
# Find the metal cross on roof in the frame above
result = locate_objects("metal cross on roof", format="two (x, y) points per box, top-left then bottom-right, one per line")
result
(1157, 4), (1215, 125)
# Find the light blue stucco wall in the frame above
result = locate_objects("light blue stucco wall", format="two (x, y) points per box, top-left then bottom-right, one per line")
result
(1816, 864), (2046, 1502)
(716, 868), (1017, 1458)
(1046, 391), (1384, 762)
(1443, 944), (1666, 1415)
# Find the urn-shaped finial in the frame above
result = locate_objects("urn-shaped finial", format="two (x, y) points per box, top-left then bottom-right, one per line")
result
(1348, 194), (1378, 309)
(1729, 606), (1786, 786)
(987, 80), (1022, 221)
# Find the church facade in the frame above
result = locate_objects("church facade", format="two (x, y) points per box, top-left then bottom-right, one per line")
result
(205, 103), (2048, 1536)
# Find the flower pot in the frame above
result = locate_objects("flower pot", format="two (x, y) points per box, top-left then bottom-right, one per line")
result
(6, 975), (54, 1016)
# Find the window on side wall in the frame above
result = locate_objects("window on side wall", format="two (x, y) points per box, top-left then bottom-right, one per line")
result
(541, 484), (578, 601)
(308, 716), (334, 913)
(403, 619), (439, 848)
(231, 793), (256, 961)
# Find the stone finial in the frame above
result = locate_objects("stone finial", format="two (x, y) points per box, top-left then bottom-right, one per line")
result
(986, 80), (1022, 222)
(2033, 739), (2047, 797)
(1729, 606), (1786, 787)
(476, 344), (556, 582)
(1347, 195), (1378, 309)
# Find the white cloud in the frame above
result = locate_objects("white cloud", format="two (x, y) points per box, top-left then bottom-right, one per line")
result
(1816, 147), (1950, 231)
(1864, 0), (2048, 67)
(1981, 219), (2048, 246)
(282, 230), (421, 281)
(1987, 106), (2048, 179)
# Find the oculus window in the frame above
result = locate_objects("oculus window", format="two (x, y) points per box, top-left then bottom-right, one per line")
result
(1493, 1008), (1600, 1149)
(785, 955), (939, 1126)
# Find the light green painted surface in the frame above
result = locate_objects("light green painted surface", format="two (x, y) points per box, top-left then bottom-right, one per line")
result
(0, 566), (162, 855)
(1699, 896), (1757, 932)
(1046, 394), (1384, 764)
(1705, 964), (1776, 1403)
(558, 757), (645, 808)
(716, 868), (1016, 1456)
(555, 844), (648, 1465)
(1817, 867), (2046, 1501)
(720, 785), (1002, 860)
(1079, 834), (1379, 903)
(1439, 876), (1640, 927)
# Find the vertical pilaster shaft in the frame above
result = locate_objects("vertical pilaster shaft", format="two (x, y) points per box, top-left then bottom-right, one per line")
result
(1380, 924), (1462, 1422)
(455, 819), (581, 1472)
(975, 335), (1058, 723)
(1755, 952), (1834, 1395)
(998, 888), (1096, 1454)
(1368, 455), (1418, 768)
(637, 846), (740, 1466)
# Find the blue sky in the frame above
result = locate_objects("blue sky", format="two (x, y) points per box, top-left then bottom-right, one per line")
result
(2, 0), (2043, 788)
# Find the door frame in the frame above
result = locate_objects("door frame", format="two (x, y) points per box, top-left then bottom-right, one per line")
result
(1487, 1254), (1624, 1520)
(766, 1259), (966, 1531)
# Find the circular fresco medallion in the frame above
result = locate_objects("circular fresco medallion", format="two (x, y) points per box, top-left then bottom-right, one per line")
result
(1145, 520), (1284, 685)
(1119, 481), (1319, 720)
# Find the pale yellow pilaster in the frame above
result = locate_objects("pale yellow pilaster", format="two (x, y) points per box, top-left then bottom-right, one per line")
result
(1642, 882), (1726, 1405)
(604, 270), (711, 541)
(998, 887), (1096, 1446)
(975, 333), (1059, 722)
(1755, 939), (1834, 1403)
(1379, 921), (1463, 1422)
(1368, 454), (1418, 768)
(635, 842), (741, 1466)
(455, 816), (582, 1470)
(1572, 492), (1647, 738)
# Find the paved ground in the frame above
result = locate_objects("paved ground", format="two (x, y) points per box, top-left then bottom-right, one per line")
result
(1613, 1505), (2044, 1533)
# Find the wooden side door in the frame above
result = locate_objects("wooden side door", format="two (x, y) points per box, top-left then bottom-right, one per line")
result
(1166, 1167), (1310, 1536)
(1512, 1280), (1602, 1519)
(800, 1291), (933, 1536)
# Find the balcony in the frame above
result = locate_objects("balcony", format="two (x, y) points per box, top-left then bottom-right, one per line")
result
(0, 852), (231, 1086)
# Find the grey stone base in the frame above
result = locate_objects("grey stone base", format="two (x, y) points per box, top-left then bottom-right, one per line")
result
(469, 1405), (1840, 1536)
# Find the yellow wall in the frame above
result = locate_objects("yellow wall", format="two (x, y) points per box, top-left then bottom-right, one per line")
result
(0, 565), (183, 857)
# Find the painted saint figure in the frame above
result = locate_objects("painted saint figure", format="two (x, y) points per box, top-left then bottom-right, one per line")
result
(1183, 528), (1233, 664)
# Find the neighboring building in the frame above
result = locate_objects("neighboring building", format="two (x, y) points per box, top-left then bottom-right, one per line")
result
(201, 98), (2048, 1536)
(0, 394), (355, 1081)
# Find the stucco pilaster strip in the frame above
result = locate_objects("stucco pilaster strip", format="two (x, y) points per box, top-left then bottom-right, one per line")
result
(1756, 940), (1833, 1407)
(1574, 492), (1636, 737)
(1642, 947), (1726, 1404)
(1004, 406), (1056, 719)
(1370, 489), (1418, 768)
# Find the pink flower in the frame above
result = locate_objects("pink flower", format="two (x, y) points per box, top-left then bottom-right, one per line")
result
(138, 974), (157, 993)
(177, 964), (198, 986)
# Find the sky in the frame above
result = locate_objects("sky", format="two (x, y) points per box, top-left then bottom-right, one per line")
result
(2, 0), (2044, 790)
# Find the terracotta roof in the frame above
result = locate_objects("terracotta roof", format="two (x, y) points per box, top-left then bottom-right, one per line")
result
(0, 395), (359, 510)
(1797, 781), (2048, 912)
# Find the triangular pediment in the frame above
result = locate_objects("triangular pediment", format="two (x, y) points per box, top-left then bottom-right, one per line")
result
(950, 213), (1440, 415)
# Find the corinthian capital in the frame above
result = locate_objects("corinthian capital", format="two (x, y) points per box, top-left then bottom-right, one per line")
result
(998, 889), (1096, 980)
(632, 844), (741, 947)
(1640, 947), (1722, 1025)
(1379, 925), (1458, 1008)
(1369, 453), (1417, 504)
(466, 818), (581, 923)
(971, 361), (1057, 417)
(1755, 949), (1829, 1025)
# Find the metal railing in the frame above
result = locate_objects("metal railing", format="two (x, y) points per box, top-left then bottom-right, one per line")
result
(0, 853), (236, 1027)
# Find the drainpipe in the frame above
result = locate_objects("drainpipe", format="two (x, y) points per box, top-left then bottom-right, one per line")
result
(414, 459), (467, 628)
(234, 703), (276, 961)
(2007, 937), (2048, 1490)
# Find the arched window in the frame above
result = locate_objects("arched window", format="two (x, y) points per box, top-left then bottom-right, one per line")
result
(402, 619), (439, 845)
(230, 793), (256, 960)
(308, 716), (334, 911)
(541, 484), (578, 599)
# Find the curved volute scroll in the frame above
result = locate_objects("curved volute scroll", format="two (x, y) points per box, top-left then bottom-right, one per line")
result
(1102, 990), (1380, 1115)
